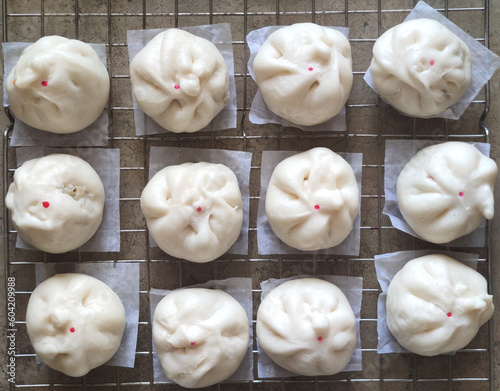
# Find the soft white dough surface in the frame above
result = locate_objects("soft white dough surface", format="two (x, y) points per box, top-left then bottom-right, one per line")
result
(253, 23), (352, 126)
(370, 18), (471, 117)
(130, 28), (230, 133)
(26, 273), (126, 377)
(265, 147), (359, 251)
(141, 162), (243, 262)
(5, 154), (105, 253)
(256, 278), (356, 376)
(386, 254), (494, 356)
(153, 288), (249, 388)
(397, 142), (497, 244)
(6, 35), (109, 133)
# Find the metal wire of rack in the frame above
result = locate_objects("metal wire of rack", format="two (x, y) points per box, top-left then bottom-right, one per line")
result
(2, 0), (495, 390)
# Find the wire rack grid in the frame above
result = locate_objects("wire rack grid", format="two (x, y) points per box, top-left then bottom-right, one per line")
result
(2, 0), (495, 390)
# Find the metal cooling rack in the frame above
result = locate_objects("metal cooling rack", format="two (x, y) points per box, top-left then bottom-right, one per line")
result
(2, 0), (494, 390)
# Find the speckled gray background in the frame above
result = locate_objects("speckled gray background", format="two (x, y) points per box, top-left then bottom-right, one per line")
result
(1, 0), (500, 390)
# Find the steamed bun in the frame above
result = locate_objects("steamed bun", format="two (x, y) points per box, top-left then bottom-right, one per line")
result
(386, 254), (494, 356)
(257, 278), (356, 376)
(26, 273), (126, 377)
(265, 147), (359, 251)
(5, 154), (105, 253)
(153, 288), (249, 388)
(396, 142), (497, 244)
(130, 28), (230, 133)
(6, 36), (109, 133)
(253, 23), (352, 126)
(370, 18), (471, 117)
(141, 162), (243, 262)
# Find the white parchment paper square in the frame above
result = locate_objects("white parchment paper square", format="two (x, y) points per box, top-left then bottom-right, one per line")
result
(257, 150), (362, 256)
(148, 146), (251, 256)
(126, 24), (237, 135)
(149, 277), (253, 384)
(383, 139), (489, 247)
(374, 250), (479, 354)
(364, 0), (500, 120)
(2, 42), (109, 147)
(35, 262), (140, 368)
(247, 26), (349, 132)
(257, 275), (363, 378)
(13, 147), (120, 252)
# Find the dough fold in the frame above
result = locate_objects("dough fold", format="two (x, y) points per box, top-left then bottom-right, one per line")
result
(153, 288), (249, 388)
(130, 29), (230, 133)
(6, 36), (109, 133)
(257, 278), (356, 376)
(141, 162), (243, 262)
(26, 273), (126, 377)
(265, 147), (359, 251)
(370, 18), (471, 117)
(5, 154), (105, 253)
(253, 23), (352, 126)
(397, 142), (497, 243)
(386, 254), (494, 356)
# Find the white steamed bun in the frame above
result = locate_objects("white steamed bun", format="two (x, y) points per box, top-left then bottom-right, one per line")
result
(397, 142), (497, 244)
(257, 278), (356, 376)
(141, 162), (243, 262)
(130, 28), (230, 133)
(26, 273), (126, 377)
(153, 288), (249, 388)
(386, 254), (494, 356)
(6, 35), (109, 133)
(265, 147), (359, 251)
(253, 23), (352, 126)
(370, 18), (471, 117)
(5, 154), (105, 253)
